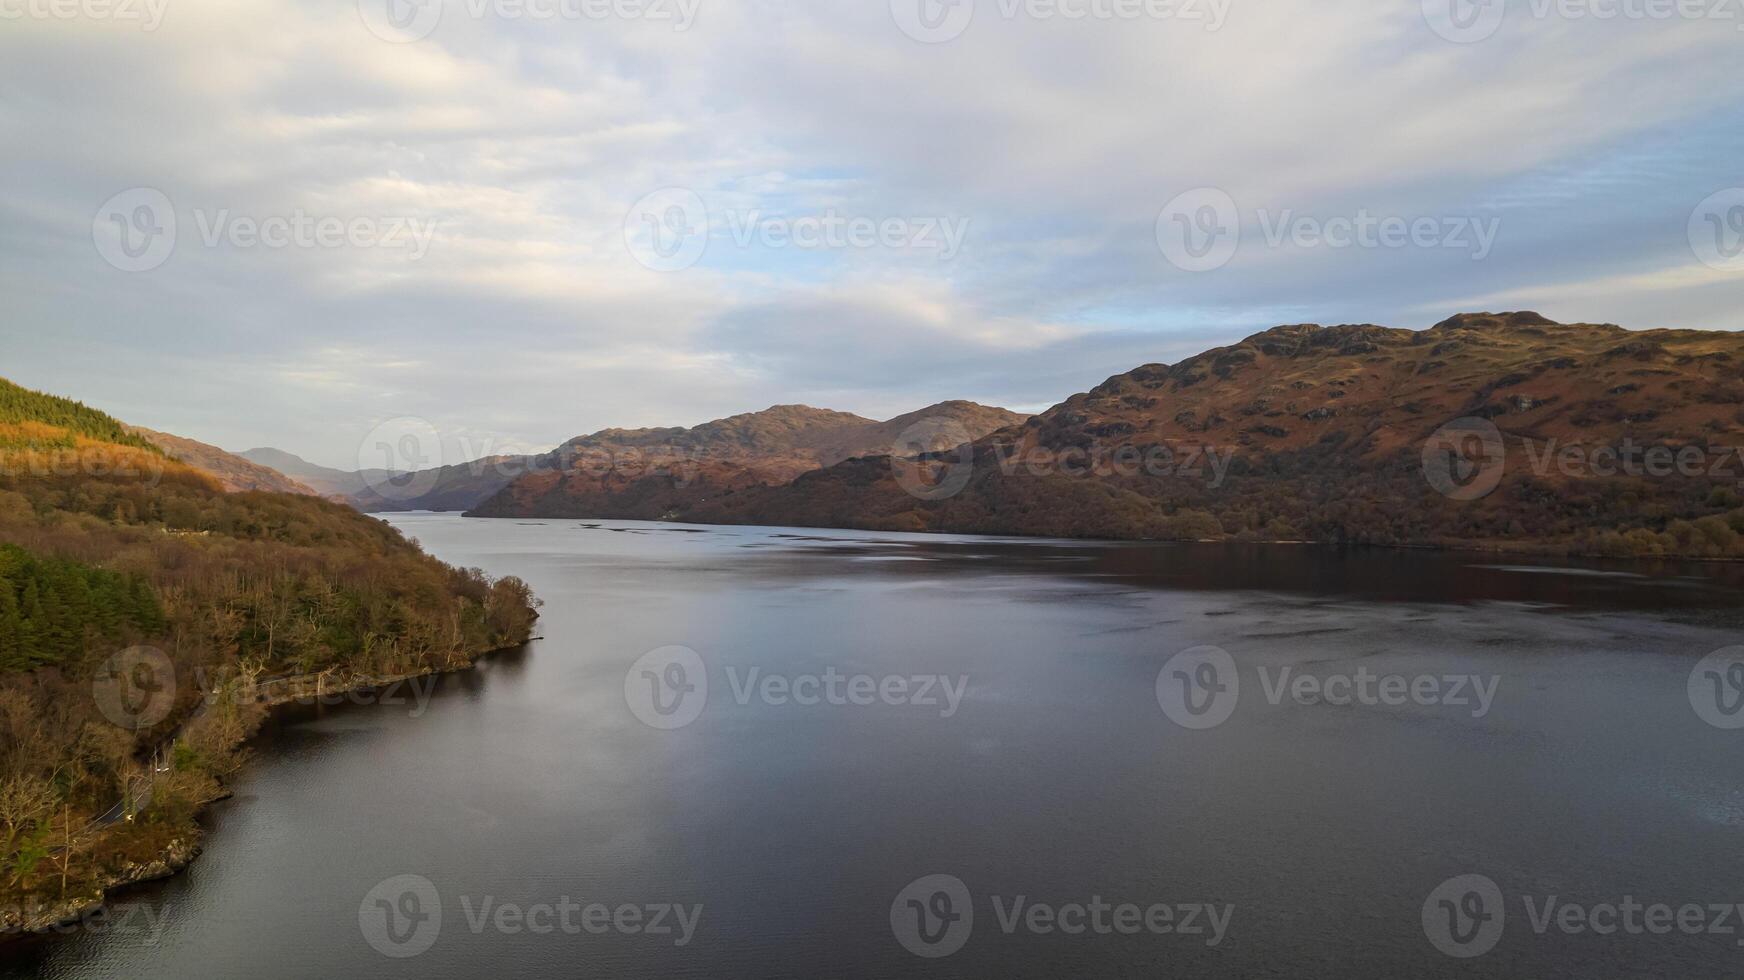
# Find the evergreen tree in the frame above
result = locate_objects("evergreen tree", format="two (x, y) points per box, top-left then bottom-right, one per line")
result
(0, 586), (22, 671)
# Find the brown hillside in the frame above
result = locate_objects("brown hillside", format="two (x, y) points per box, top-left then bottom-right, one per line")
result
(682, 314), (1744, 558)
(468, 402), (1027, 519)
(128, 426), (319, 496)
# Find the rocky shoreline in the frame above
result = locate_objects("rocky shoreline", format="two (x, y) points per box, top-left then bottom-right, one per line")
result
(0, 639), (534, 945)
(0, 836), (200, 939)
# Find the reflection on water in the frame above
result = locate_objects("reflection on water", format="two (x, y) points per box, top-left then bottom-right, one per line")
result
(9, 518), (1744, 979)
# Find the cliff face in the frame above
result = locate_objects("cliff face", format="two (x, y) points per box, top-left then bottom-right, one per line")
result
(680, 314), (1744, 557)
(467, 402), (1028, 520)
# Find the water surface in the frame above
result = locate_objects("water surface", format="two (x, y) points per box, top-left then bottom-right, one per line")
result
(9, 518), (1744, 978)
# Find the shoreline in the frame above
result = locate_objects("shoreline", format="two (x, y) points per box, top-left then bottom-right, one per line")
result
(0, 637), (535, 943)
(448, 512), (1744, 565)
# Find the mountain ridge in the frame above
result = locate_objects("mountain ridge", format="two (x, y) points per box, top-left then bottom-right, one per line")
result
(467, 400), (1029, 520)
(662, 313), (1744, 557)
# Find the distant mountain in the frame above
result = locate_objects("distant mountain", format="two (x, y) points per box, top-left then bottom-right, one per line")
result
(238, 448), (376, 499)
(467, 402), (1029, 520)
(350, 455), (539, 513)
(679, 314), (1744, 558)
(128, 427), (317, 495)
(240, 447), (536, 513)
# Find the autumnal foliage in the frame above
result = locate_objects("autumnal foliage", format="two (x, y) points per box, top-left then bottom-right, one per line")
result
(0, 378), (539, 925)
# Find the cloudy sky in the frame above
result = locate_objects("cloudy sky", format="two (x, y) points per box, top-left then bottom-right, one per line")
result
(2, 0), (1740, 469)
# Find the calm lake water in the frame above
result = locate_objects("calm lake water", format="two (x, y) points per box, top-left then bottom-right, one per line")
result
(8, 516), (1744, 978)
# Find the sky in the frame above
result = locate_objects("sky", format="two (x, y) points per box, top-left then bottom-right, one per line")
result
(2, 0), (1741, 470)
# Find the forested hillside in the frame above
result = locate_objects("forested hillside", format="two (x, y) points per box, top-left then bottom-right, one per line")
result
(0, 378), (538, 934)
(0, 379), (158, 454)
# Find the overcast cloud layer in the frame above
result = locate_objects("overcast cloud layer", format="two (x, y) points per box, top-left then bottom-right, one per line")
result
(2, 0), (1740, 468)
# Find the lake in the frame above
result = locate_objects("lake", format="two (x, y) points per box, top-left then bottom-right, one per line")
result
(8, 516), (1744, 978)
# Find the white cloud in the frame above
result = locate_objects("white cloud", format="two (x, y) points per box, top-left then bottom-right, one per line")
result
(0, 0), (1739, 464)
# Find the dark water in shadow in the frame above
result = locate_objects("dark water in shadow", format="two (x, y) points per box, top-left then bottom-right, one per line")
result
(8, 517), (1744, 979)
